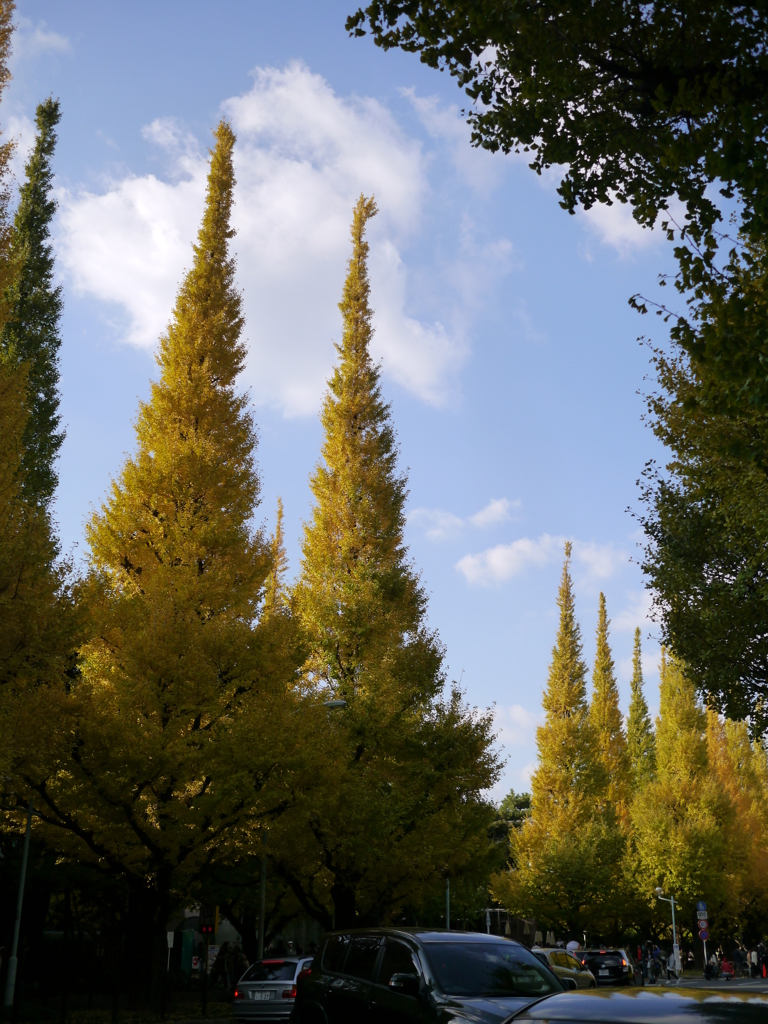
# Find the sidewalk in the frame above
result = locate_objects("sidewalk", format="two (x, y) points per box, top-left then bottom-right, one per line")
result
(653, 975), (768, 994)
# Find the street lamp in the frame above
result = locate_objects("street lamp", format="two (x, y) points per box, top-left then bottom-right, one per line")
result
(323, 699), (348, 710)
(655, 887), (680, 978)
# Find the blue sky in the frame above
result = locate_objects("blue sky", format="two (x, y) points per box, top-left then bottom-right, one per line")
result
(8, 0), (677, 796)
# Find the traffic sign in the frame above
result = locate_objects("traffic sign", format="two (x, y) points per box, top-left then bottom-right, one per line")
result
(698, 919), (708, 931)
(696, 901), (707, 912)
(697, 910), (708, 920)
(699, 929), (709, 941)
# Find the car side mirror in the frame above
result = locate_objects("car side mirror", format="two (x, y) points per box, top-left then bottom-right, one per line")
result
(389, 973), (420, 997)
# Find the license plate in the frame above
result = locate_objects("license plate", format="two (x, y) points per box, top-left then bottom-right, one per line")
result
(599, 969), (610, 976)
(251, 991), (272, 1000)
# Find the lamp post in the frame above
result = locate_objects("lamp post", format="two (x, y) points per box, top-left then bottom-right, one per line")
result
(655, 888), (680, 978)
(4, 800), (33, 1009)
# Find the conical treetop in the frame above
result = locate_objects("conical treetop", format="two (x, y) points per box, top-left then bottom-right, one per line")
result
(589, 592), (629, 804)
(88, 120), (262, 609)
(627, 627), (656, 786)
(263, 497), (289, 618)
(656, 651), (707, 783)
(533, 543), (605, 818)
(1, 97), (64, 507)
(298, 194), (427, 703)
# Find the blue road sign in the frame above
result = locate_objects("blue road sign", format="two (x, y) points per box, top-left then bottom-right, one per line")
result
(699, 929), (709, 941)
(696, 901), (707, 912)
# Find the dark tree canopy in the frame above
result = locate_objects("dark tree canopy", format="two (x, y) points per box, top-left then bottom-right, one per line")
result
(348, 2), (768, 406)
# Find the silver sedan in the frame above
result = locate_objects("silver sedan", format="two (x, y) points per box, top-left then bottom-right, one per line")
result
(234, 956), (314, 1020)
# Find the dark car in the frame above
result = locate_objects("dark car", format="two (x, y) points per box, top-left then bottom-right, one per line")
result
(290, 928), (562, 1023)
(507, 986), (768, 1021)
(234, 956), (314, 1020)
(578, 947), (640, 986)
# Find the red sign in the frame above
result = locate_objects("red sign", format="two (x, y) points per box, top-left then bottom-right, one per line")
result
(699, 930), (709, 941)
(698, 918), (708, 931)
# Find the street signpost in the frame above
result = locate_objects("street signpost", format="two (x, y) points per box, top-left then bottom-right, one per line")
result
(166, 930), (175, 972)
(697, 902), (708, 967)
(199, 905), (218, 1018)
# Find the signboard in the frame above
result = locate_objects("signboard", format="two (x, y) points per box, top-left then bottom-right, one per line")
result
(167, 931), (175, 949)
(696, 901), (707, 912)
(697, 911), (708, 920)
(207, 944), (220, 972)
(699, 929), (709, 941)
(697, 918), (708, 931)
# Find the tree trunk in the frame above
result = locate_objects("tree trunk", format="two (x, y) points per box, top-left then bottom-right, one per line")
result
(331, 883), (357, 930)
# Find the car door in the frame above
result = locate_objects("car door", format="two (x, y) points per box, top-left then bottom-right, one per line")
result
(370, 938), (429, 1024)
(563, 951), (590, 988)
(551, 952), (578, 989)
(335, 934), (383, 1024)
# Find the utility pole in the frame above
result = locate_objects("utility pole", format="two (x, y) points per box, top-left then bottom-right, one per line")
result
(4, 800), (33, 1009)
(445, 878), (450, 930)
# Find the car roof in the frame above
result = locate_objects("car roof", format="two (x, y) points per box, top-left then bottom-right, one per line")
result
(326, 928), (522, 945)
(511, 988), (768, 1022)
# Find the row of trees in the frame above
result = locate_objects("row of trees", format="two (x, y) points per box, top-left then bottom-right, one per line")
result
(493, 547), (768, 948)
(0, 5), (499, 1002)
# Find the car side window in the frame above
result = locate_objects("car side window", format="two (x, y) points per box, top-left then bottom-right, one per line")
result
(377, 940), (419, 987)
(344, 936), (383, 981)
(565, 953), (581, 969)
(553, 952), (569, 968)
(322, 934), (351, 973)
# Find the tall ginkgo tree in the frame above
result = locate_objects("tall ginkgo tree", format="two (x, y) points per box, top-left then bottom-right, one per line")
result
(23, 123), (300, 993)
(274, 196), (499, 929)
(590, 593), (629, 810)
(0, 9), (71, 797)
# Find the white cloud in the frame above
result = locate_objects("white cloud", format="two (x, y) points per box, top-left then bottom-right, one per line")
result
(12, 18), (71, 61)
(409, 508), (465, 541)
(574, 540), (627, 581)
(457, 533), (561, 585)
(6, 114), (36, 184)
(580, 194), (688, 257)
(494, 704), (541, 747)
(470, 497), (516, 528)
(410, 496), (517, 541)
(56, 62), (478, 416)
(456, 533), (627, 586)
(402, 89), (504, 191)
(612, 589), (654, 632)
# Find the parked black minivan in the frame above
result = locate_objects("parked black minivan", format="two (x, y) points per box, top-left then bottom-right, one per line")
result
(289, 928), (562, 1024)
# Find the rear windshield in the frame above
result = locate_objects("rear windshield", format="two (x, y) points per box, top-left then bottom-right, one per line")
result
(584, 951), (624, 965)
(241, 960), (297, 982)
(423, 942), (561, 998)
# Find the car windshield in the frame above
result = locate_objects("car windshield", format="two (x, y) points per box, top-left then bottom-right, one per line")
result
(585, 950), (623, 964)
(423, 942), (561, 998)
(241, 960), (297, 982)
